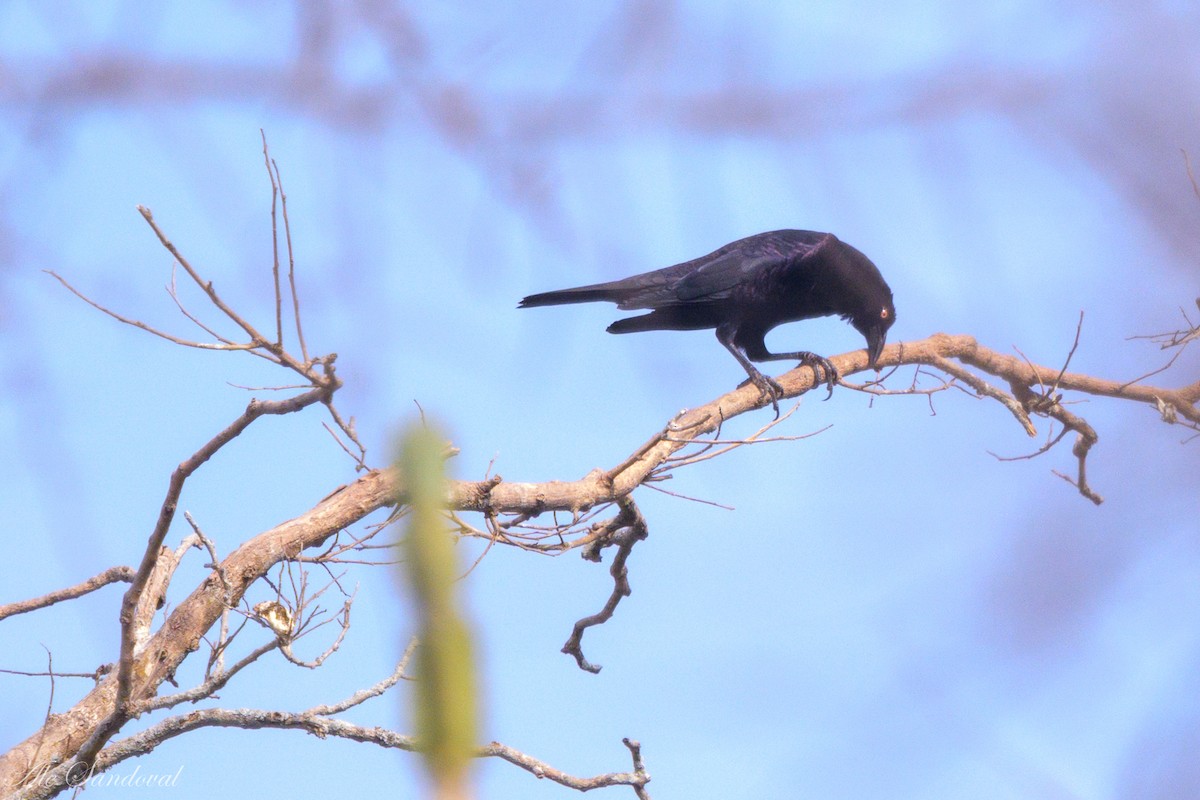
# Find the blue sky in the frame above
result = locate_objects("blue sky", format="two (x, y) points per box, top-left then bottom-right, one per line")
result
(2, 3), (1199, 798)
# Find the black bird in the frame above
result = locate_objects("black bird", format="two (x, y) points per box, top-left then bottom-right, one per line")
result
(519, 229), (895, 413)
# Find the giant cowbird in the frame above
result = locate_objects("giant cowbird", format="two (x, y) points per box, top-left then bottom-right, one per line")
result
(519, 229), (895, 413)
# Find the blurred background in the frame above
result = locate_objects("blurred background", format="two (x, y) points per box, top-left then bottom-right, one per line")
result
(1, 2), (1198, 798)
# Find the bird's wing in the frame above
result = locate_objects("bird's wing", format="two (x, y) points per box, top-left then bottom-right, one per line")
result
(672, 231), (831, 302)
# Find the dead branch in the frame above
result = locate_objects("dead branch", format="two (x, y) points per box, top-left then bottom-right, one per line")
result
(139, 641), (279, 714)
(279, 597), (353, 669)
(654, 400), (831, 473)
(5, 323), (1196, 793)
(13, 643), (647, 800)
(29, 193), (367, 780)
(113, 388), (331, 696)
(1122, 298), (1200, 392)
(4, 328), (1194, 788)
(562, 498), (649, 674)
(0, 567), (134, 622)
(261, 132), (310, 363)
(66, 714), (652, 798)
(481, 737), (651, 796)
(304, 637), (417, 716)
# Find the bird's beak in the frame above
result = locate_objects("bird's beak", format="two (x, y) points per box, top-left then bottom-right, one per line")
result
(866, 326), (887, 369)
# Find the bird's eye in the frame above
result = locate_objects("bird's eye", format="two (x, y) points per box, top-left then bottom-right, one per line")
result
(880, 308), (889, 320)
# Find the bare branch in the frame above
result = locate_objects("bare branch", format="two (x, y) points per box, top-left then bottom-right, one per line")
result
(323, 400), (368, 468)
(1122, 301), (1200, 390)
(273, 150), (310, 363)
(0, 567), (134, 622)
(481, 736), (651, 795)
(262, 130), (284, 348)
(1185, 148), (1200, 204)
(656, 400), (829, 473)
(70, 715), (651, 798)
(181, 514), (237, 679)
(641, 482), (735, 510)
(164, 264), (238, 343)
(0, 664), (112, 682)
(139, 641), (279, 714)
(305, 637), (417, 716)
(6, 328), (1197, 791)
(136, 206), (272, 348)
(562, 498), (648, 674)
(1049, 407), (1103, 505)
(279, 597), (353, 669)
(19, 646), (646, 800)
(1049, 311), (1086, 397)
(44, 271), (258, 353)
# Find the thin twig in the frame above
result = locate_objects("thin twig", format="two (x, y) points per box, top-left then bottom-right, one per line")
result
(136, 206), (272, 347)
(262, 131), (284, 347)
(166, 265), (239, 345)
(1184, 148), (1200, 203)
(44, 271), (258, 353)
(641, 482), (735, 510)
(305, 637), (417, 716)
(273, 154), (309, 363)
(929, 355), (1037, 436)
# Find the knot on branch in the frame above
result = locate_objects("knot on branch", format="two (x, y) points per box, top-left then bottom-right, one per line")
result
(1012, 382), (1061, 416)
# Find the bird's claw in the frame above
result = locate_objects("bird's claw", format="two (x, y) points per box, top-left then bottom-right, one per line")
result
(756, 374), (784, 419)
(738, 372), (784, 419)
(796, 354), (838, 400)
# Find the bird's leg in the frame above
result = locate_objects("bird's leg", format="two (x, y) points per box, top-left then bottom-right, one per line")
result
(716, 324), (783, 417)
(742, 342), (838, 401)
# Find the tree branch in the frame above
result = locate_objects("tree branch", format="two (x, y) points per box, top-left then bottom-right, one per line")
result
(4, 330), (1194, 795)
(562, 498), (649, 673)
(0, 567), (134, 622)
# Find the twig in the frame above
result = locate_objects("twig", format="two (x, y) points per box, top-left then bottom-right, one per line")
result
(1048, 311), (1085, 397)
(1185, 148), (1200, 203)
(182, 513), (235, 679)
(136, 206), (270, 348)
(139, 641), (279, 714)
(166, 265), (241, 346)
(641, 482), (735, 510)
(1121, 303), (1199, 389)
(304, 637), (417, 716)
(262, 131), (284, 347)
(989, 425), (1071, 464)
(929, 356), (1036, 436)
(280, 597), (354, 669)
(44, 271), (258, 353)
(274, 150), (310, 362)
(0, 567), (135, 621)
(482, 737), (651, 796)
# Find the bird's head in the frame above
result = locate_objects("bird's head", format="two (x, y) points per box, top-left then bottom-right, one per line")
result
(851, 300), (895, 370)
(821, 236), (896, 371)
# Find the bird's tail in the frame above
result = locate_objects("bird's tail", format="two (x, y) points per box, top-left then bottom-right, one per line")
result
(605, 313), (660, 334)
(518, 284), (621, 308)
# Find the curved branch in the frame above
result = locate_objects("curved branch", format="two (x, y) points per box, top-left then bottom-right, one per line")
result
(561, 498), (649, 673)
(3, 331), (1194, 795)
